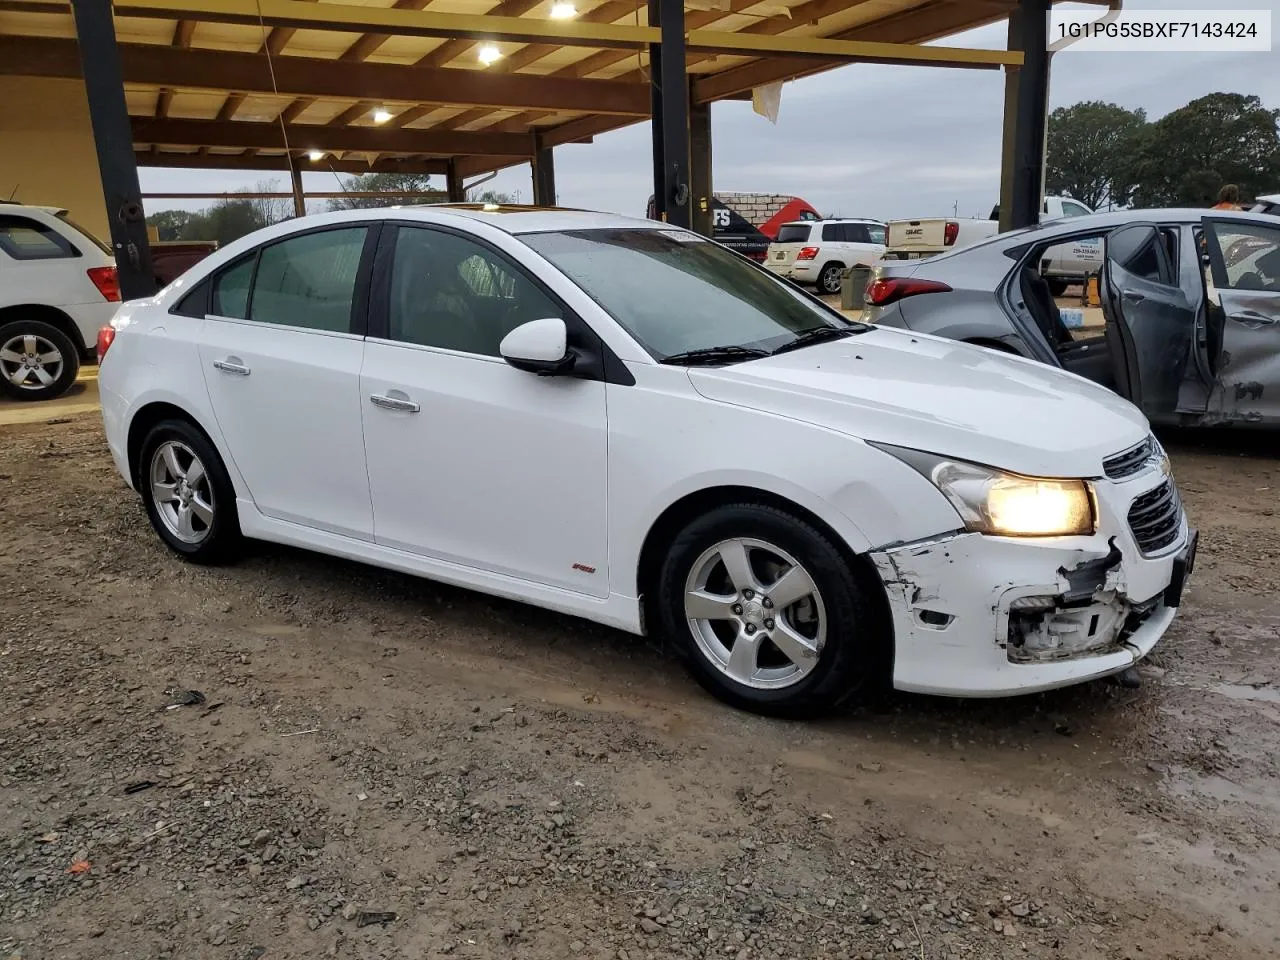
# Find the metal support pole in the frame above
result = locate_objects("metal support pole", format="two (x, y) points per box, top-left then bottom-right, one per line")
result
(689, 98), (713, 237)
(290, 165), (306, 218)
(647, 0), (665, 220)
(997, 7), (1022, 233)
(1009, 0), (1050, 230)
(69, 0), (156, 300)
(532, 142), (556, 207)
(657, 0), (691, 229)
(446, 160), (465, 203)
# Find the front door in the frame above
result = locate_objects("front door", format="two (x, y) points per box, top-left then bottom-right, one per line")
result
(359, 224), (610, 597)
(1099, 223), (1200, 420)
(1201, 217), (1280, 425)
(198, 225), (376, 540)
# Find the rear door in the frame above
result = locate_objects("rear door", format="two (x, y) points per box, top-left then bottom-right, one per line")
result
(1099, 223), (1199, 419)
(1201, 217), (1280, 424)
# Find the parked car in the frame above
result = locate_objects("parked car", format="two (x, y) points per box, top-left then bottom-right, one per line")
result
(1249, 193), (1279, 216)
(764, 219), (887, 294)
(883, 195), (1096, 294)
(0, 202), (120, 400)
(152, 240), (218, 287)
(99, 205), (1194, 717)
(646, 192), (821, 261)
(864, 208), (1280, 427)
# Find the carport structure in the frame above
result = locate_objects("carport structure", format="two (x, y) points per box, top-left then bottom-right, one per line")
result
(0, 0), (1094, 298)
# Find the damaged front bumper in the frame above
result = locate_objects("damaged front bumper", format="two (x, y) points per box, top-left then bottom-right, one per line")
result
(870, 493), (1194, 697)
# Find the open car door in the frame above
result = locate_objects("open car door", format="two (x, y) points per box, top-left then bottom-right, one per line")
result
(1201, 217), (1280, 425)
(1099, 223), (1199, 421)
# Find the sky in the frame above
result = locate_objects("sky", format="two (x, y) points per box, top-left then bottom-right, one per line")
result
(140, 0), (1280, 222)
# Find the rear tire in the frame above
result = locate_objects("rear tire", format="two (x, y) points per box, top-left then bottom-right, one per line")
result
(817, 262), (844, 295)
(0, 319), (80, 401)
(138, 418), (242, 565)
(656, 503), (885, 718)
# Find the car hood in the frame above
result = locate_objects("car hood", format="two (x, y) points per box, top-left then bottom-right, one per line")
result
(687, 327), (1149, 478)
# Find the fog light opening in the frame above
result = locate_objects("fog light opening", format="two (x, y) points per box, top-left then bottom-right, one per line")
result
(916, 608), (954, 629)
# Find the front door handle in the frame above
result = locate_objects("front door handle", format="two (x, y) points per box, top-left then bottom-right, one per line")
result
(1227, 309), (1277, 328)
(369, 393), (421, 413)
(212, 359), (250, 376)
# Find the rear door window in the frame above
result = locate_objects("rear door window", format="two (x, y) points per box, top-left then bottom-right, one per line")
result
(820, 223), (842, 242)
(249, 227), (368, 332)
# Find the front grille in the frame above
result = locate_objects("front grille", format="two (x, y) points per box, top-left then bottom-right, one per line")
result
(1127, 480), (1182, 554)
(1103, 436), (1156, 480)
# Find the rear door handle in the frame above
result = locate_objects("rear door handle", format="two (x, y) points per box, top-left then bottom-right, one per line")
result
(212, 359), (250, 376)
(369, 393), (421, 413)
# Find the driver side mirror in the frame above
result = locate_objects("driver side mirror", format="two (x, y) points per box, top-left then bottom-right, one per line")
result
(499, 317), (576, 376)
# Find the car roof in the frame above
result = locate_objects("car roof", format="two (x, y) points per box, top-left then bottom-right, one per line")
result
(366, 203), (663, 235)
(777, 218), (882, 227)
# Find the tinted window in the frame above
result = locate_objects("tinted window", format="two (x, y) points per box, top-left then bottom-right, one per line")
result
(387, 227), (563, 356)
(775, 224), (812, 244)
(249, 227), (367, 332)
(522, 229), (843, 361)
(1108, 226), (1170, 284)
(866, 224), (886, 244)
(821, 223), (841, 242)
(1207, 221), (1280, 292)
(845, 224), (871, 244)
(0, 216), (78, 260)
(211, 256), (254, 319)
(173, 277), (211, 318)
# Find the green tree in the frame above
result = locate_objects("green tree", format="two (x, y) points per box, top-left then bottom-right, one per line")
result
(1045, 100), (1147, 210)
(467, 188), (518, 204)
(326, 172), (442, 210)
(1131, 93), (1280, 207)
(147, 209), (195, 241)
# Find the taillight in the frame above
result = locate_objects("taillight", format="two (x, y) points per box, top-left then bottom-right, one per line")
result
(943, 221), (960, 246)
(96, 325), (116, 363)
(87, 265), (120, 302)
(797, 246), (819, 261)
(864, 277), (953, 306)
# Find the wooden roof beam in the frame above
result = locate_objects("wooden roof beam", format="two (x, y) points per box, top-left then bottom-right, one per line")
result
(136, 150), (449, 175)
(0, 36), (653, 115)
(131, 116), (546, 156)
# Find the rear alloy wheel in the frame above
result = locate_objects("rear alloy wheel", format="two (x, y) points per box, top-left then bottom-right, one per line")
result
(657, 503), (883, 717)
(817, 262), (844, 295)
(139, 419), (242, 564)
(0, 320), (80, 401)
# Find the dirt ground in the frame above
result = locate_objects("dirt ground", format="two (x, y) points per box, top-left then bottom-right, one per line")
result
(2, 411), (1278, 960)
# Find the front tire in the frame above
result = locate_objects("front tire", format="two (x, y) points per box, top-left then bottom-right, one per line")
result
(139, 419), (242, 564)
(0, 319), (80, 401)
(817, 262), (844, 295)
(656, 503), (885, 717)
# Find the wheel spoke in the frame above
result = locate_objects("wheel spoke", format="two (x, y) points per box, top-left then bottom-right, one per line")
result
(175, 503), (197, 539)
(31, 366), (53, 386)
(7, 366), (28, 386)
(38, 350), (61, 364)
(152, 481), (180, 504)
(685, 588), (737, 621)
(767, 564), (817, 610)
(190, 494), (214, 526)
(184, 457), (206, 489)
(726, 632), (762, 683)
(0, 348), (22, 363)
(769, 619), (821, 667)
(22, 335), (37, 355)
(716, 540), (757, 594)
(162, 444), (185, 481)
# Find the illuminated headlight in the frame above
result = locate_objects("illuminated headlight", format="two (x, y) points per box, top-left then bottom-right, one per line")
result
(874, 446), (1096, 537)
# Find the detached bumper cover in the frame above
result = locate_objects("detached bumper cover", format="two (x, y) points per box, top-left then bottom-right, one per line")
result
(870, 470), (1191, 696)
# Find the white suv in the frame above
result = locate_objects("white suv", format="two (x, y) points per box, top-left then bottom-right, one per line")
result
(765, 219), (887, 294)
(0, 203), (120, 401)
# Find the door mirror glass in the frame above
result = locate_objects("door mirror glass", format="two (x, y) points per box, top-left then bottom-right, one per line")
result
(499, 317), (574, 375)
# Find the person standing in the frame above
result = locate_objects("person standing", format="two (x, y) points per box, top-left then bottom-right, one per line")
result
(1212, 184), (1242, 209)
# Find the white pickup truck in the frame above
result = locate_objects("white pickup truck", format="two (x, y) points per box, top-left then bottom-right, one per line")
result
(882, 195), (1097, 292)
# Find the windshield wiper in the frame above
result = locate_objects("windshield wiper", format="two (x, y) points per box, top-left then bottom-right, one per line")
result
(770, 325), (863, 356)
(659, 345), (770, 366)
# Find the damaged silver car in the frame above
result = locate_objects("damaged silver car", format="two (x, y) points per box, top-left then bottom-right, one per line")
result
(864, 209), (1280, 427)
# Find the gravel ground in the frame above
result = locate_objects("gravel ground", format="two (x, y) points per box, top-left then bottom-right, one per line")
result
(1, 415), (1278, 960)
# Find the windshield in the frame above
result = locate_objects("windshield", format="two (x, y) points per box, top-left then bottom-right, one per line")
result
(521, 228), (846, 361)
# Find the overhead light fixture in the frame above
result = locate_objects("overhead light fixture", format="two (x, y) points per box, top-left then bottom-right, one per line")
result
(482, 202), (500, 212)
(477, 44), (502, 66)
(307, 149), (324, 162)
(549, 2), (577, 18)
(372, 107), (392, 124)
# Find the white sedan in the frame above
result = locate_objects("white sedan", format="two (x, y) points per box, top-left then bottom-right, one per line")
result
(98, 206), (1194, 716)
